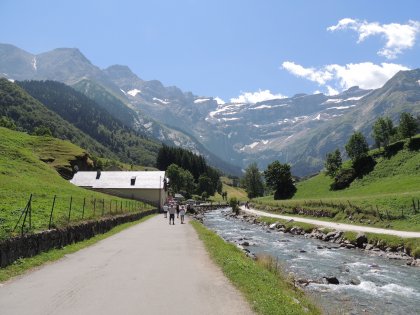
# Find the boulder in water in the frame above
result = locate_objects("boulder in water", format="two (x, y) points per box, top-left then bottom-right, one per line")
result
(323, 276), (339, 285)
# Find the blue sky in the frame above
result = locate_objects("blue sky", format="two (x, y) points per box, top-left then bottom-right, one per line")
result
(1, 0), (420, 103)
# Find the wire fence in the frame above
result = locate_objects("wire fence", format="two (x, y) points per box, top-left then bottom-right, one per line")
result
(0, 193), (150, 240)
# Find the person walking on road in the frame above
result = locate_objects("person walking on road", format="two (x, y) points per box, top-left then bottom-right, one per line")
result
(179, 205), (186, 224)
(168, 203), (176, 225)
(163, 203), (169, 218)
(176, 203), (180, 218)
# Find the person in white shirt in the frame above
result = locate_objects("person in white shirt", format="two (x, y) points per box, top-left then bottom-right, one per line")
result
(168, 203), (176, 225)
(163, 203), (169, 218)
(179, 205), (186, 224)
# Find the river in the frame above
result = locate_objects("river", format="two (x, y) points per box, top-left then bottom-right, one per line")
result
(202, 208), (420, 315)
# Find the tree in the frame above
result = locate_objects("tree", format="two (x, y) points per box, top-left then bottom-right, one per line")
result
(324, 149), (342, 178)
(0, 116), (16, 130)
(399, 112), (417, 139)
(166, 164), (184, 193)
(264, 161), (296, 200)
(243, 162), (264, 198)
(198, 175), (215, 196)
(372, 117), (394, 148)
(345, 132), (369, 162)
(33, 125), (52, 137)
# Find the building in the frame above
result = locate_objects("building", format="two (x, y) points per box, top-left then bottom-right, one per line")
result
(70, 171), (168, 209)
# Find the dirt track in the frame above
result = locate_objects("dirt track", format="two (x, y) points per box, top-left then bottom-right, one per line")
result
(242, 206), (420, 238)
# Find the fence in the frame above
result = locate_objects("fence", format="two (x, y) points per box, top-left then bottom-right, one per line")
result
(0, 193), (150, 240)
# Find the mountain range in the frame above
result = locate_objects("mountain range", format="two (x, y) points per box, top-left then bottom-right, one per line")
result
(1, 43), (419, 176)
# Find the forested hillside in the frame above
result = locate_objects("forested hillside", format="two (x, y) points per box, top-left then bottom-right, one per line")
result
(0, 78), (113, 159)
(17, 80), (160, 166)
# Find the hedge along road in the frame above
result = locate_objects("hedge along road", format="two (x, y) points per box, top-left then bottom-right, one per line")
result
(242, 206), (420, 238)
(0, 215), (254, 315)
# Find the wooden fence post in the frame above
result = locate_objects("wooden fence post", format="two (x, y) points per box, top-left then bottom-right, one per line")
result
(68, 196), (73, 223)
(48, 195), (57, 229)
(82, 197), (86, 219)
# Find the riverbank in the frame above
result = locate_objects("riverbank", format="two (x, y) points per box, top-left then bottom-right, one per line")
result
(237, 207), (420, 266)
(191, 220), (321, 315)
(201, 208), (420, 314)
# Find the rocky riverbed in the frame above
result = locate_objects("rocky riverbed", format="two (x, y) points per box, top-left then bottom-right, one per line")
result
(198, 208), (420, 315)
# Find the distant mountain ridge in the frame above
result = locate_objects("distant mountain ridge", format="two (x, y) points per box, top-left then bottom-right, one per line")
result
(1, 43), (419, 176)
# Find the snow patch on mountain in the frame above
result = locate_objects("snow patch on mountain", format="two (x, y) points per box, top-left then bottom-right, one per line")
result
(222, 117), (240, 122)
(324, 98), (343, 104)
(153, 97), (170, 104)
(32, 57), (37, 71)
(345, 94), (369, 101)
(127, 89), (141, 97)
(327, 105), (356, 110)
(194, 98), (210, 104)
(144, 122), (153, 129)
(239, 139), (270, 152)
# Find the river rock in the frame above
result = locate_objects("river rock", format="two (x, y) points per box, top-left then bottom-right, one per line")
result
(323, 276), (339, 285)
(241, 241), (250, 246)
(365, 244), (374, 250)
(356, 233), (368, 248)
(269, 223), (278, 229)
(349, 278), (361, 285)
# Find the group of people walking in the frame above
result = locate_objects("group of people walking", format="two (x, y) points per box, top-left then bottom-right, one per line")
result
(163, 202), (186, 225)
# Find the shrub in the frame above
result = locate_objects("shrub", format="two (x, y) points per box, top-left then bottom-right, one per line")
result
(384, 140), (405, 157)
(330, 168), (356, 190)
(407, 137), (420, 151)
(352, 155), (376, 177)
(412, 247), (420, 259)
(229, 197), (239, 215)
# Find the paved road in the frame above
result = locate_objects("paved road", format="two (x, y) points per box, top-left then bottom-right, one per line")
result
(242, 206), (420, 238)
(0, 215), (254, 315)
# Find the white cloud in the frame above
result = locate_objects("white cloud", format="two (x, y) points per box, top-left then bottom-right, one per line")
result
(328, 18), (420, 59)
(282, 61), (409, 92)
(282, 61), (333, 85)
(230, 89), (286, 104)
(326, 86), (339, 96)
(214, 97), (225, 105)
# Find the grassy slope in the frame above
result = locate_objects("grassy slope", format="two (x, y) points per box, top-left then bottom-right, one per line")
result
(0, 127), (152, 239)
(255, 146), (420, 231)
(211, 177), (248, 202)
(191, 221), (320, 315)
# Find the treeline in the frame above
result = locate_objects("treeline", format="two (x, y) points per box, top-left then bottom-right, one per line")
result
(16, 80), (160, 166)
(325, 112), (420, 190)
(156, 144), (222, 198)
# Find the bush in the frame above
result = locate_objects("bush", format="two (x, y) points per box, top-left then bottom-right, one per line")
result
(384, 140), (405, 157)
(352, 155), (376, 177)
(229, 197), (239, 215)
(412, 247), (420, 259)
(407, 137), (420, 151)
(330, 168), (357, 190)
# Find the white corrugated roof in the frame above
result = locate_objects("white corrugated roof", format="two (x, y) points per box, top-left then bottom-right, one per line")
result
(70, 171), (166, 189)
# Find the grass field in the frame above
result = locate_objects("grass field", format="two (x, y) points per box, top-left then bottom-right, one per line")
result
(191, 220), (321, 315)
(254, 143), (420, 232)
(0, 127), (153, 239)
(211, 177), (248, 202)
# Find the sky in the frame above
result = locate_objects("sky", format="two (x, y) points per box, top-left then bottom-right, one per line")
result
(1, 0), (420, 103)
